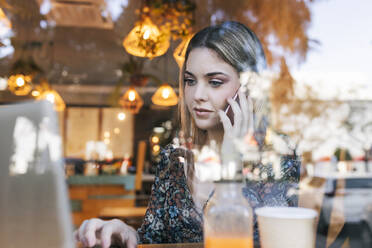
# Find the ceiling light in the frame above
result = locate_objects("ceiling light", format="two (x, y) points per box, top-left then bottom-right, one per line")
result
(173, 34), (193, 68)
(151, 83), (178, 106)
(123, 17), (170, 58)
(7, 74), (33, 96)
(117, 112), (126, 121)
(119, 87), (144, 114)
(39, 89), (66, 111)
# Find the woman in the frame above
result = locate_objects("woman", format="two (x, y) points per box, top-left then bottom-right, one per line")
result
(75, 21), (299, 248)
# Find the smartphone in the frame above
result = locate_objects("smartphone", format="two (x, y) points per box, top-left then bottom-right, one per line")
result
(224, 89), (240, 125)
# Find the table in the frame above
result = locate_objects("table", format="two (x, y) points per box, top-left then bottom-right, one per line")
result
(67, 175), (136, 226)
(138, 243), (203, 248)
(99, 206), (148, 229)
(100, 207), (147, 218)
(67, 175), (136, 190)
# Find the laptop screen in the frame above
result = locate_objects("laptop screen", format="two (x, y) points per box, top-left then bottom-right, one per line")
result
(0, 100), (74, 248)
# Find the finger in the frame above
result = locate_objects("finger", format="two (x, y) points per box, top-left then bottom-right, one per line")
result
(126, 231), (138, 248)
(83, 219), (104, 247)
(227, 98), (242, 136)
(73, 229), (85, 248)
(101, 224), (114, 248)
(238, 90), (249, 135)
(78, 220), (89, 246)
(218, 110), (232, 135)
(73, 230), (80, 242)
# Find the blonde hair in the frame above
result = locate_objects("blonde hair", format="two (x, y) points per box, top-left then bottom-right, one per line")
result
(178, 21), (266, 146)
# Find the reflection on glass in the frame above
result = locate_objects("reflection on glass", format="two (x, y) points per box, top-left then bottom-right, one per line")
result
(38, 116), (63, 164)
(113, 127), (120, 134)
(0, 77), (7, 90)
(0, 7), (13, 58)
(117, 112), (126, 121)
(105, 0), (128, 21)
(9, 117), (37, 175)
(1, 0), (371, 246)
(85, 141), (109, 161)
(9, 116), (62, 176)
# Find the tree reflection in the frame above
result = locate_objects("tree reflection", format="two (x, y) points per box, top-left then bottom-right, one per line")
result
(193, 0), (317, 67)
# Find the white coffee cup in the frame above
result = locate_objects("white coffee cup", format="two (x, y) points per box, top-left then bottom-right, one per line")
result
(256, 207), (317, 248)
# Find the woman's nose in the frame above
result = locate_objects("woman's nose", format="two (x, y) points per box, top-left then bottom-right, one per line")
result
(193, 83), (208, 101)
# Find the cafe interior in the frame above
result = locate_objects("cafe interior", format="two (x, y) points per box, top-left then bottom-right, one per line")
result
(1, 0), (372, 247)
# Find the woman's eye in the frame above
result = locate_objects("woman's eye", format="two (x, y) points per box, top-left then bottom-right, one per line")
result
(184, 78), (196, 86)
(209, 80), (223, 87)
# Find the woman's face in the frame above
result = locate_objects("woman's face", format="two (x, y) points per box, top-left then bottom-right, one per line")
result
(184, 48), (240, 131)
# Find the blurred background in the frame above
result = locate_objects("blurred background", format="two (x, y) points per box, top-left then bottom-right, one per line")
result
(0, 0), (371, 246)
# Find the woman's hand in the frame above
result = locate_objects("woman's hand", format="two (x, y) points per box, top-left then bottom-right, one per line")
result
(218, 90), (254, 165)
(74, 218), (138, 248)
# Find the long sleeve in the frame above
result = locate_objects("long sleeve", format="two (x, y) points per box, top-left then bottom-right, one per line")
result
(137, 145), (203, 244)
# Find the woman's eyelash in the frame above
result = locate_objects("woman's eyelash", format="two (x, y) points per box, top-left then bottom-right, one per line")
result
(184, 78), (196, 85)
(184, 78), (223, 87)
(209, 80), (223, 87)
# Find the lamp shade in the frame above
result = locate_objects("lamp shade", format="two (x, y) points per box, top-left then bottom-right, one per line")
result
(173, 34), (193, 68)
(7, 74), (33, 96)
(32, 79), (65, 111)
(31, 79), (49, 98)
(151, 84), (178, 106)
(7, 56), (43, 96)
(123, 17), (170, 58)
(38, 89), (66, 111)
(119, 87), (144, 114)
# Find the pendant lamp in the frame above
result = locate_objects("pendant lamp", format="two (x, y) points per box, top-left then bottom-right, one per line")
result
(119, 87), (144, 114)
(7, 56), (43, 96)
(7, 74), (33, 96)
(39, 89), (66, 111)
(173, 34), (193, 68)
(151, 83), (178, 106)
(123, 17), (170, 59)
(33, 79), (66, 111)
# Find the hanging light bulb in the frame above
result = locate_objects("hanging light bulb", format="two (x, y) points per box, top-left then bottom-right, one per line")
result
(31, 89), (41, 97)
(119, 87), (144, 114)
(123, 17), (170, 59)
(8, 55), (43, 96)
(33, 79), (66, 111)
(7, 74), (33, 96)
(117, 112), (126, 121)
(173, 34), (193, 68)
(39, 89), (66, 111)
(151, 83), (178, 106)
(31, 79), (49, 98)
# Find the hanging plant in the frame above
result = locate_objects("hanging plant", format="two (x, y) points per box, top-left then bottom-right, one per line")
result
(108, 56), (161, 107)
(142, 0), (196, 40)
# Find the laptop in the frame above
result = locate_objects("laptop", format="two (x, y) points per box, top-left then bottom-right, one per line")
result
(0, 100), (75, 248)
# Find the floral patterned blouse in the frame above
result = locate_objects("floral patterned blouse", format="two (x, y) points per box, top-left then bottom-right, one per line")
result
(137, 144), (300, 246)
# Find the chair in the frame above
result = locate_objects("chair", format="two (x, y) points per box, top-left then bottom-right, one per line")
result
(135, 140), (146, 191)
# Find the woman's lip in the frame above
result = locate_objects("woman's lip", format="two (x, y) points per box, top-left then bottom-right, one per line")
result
(194, 107), (213, 112)
(194, 108), (213, 117)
